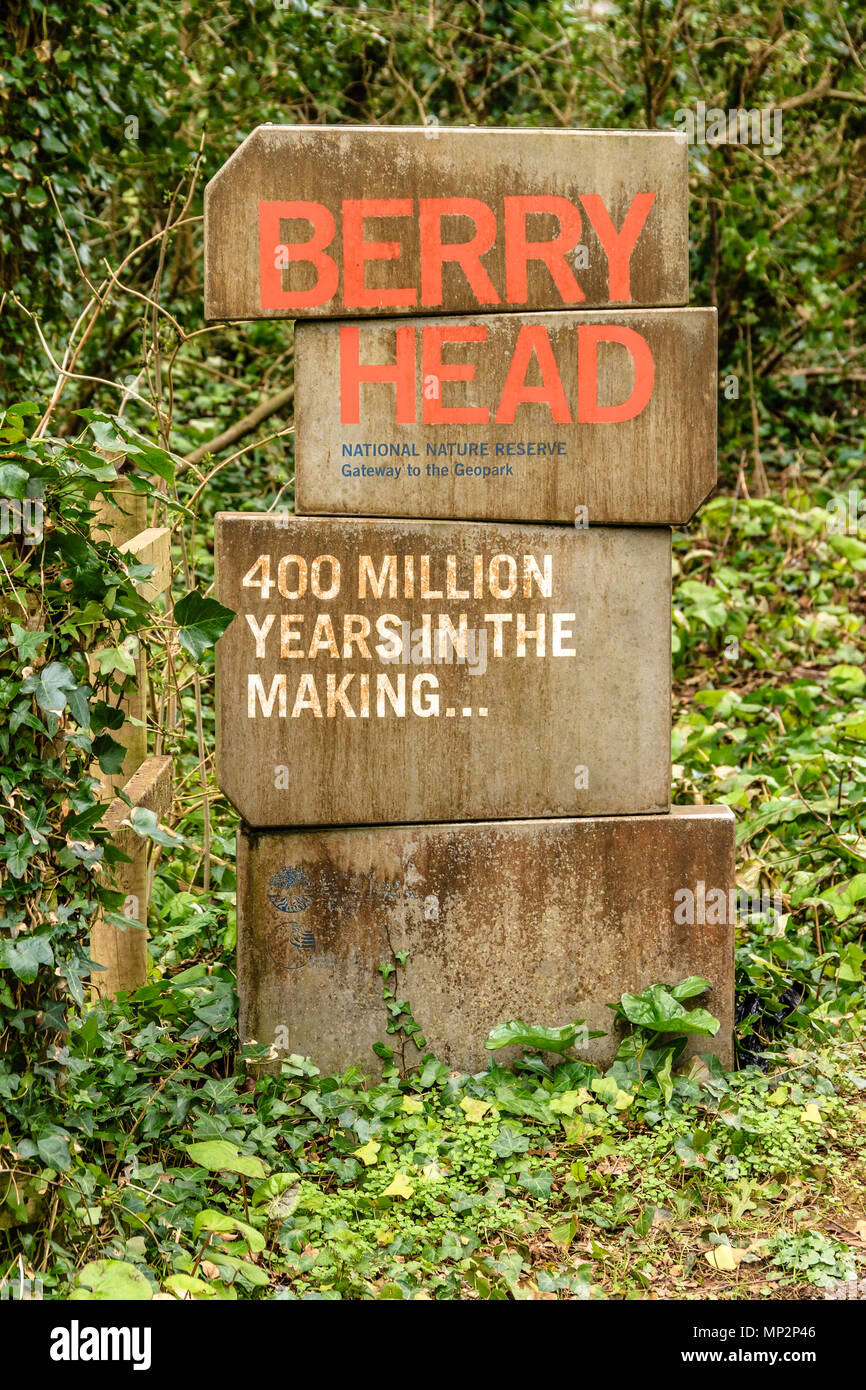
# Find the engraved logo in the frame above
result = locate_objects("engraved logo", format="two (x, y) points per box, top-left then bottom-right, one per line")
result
(267, 865), (315, 913)
(267, 865), (317, 969)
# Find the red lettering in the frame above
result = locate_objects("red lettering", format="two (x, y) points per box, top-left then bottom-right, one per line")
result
(258, 200), (338, 310)
(580, 192), (655, 301)
(340, 325), (416, 424)
(577, 324), (654, 423)
(419, 198), (500, 306)
(422, 326), (488, 424)
(495, 324), (572, 423)
(342, 199), (416, 308)
(504, 196), (584, 306)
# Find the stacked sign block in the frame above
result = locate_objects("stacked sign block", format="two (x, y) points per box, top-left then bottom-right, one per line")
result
(205, 125), (735, 1071)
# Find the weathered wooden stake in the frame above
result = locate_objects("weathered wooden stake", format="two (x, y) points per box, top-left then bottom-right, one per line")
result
(91, 755), (173, 1000)
(90, 479), (173, 995)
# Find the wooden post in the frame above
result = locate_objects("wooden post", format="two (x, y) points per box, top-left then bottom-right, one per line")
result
(91, 756), (173, 999)
(90, 479), (173, 995)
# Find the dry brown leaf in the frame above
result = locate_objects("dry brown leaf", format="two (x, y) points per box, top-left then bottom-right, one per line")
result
(595, 1155), (628, 1176)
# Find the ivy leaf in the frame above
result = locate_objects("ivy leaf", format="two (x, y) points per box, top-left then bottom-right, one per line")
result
(438, 1231), (464, 1260)
(656, 1050), (674, 1105)
(548, 1088), (591, 1116)
(24, 660), (76, 714)
(36, 1129), (71, 1170)
(92, 733), (126, 774)
(618, 984), (720, 1037)
(517, 1169), (553, 1200)
(591, 1076), (618, 1103)
(670, 976), (711, 1002)
(251, 1172), (300, 1217)
(93, 637), (137, 677)
(838, 944), (866, 984)
(0, 934), (54, 982)
(459, 1096), (491, 1123)
(491, 1125), (530, 1158)
(0, 463), (29, 498)
(186, 1140), (268, 1180)
(66, 682), (91, 729)
(70, 1260), (152, 1301)
(354, 1139), (381, 1166)
(174, 591), (236, 659)
(3, 835), (35, 877)
(829, 532), (866, 562)
(381, 1172), (414, 1199)
(162, 1274), (220, 1300)
(485, 1019), (590, 1054)
(818, 874), (866, 923)
(128, 807), (179, 847)
(677, 579), (728, 629)
(192, 1208), (266, 1251)
(9, 622), (49, 662)
(493, 1084), (556, 1125)
(85, 414), (177, 483)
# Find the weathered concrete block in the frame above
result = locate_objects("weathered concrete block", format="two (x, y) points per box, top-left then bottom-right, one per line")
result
(295, 308), (717, 525)
(215, 515), (672, 826)
(238, 806), (735, 1075)
(204, 125), (688, 320)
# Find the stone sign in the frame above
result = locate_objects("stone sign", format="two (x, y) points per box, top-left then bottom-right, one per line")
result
(204, 126), (689, 321)
(237, 807), (735, 1075)
(209, 121), (734, 1072)
(294, 307), (717, 523)
(215, 515), (671, 826)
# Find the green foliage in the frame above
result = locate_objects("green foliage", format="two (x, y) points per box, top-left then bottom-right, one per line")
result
(614, 980), (720, 1039)
(2, 0), (864, 495)
(0, 413), (165, 1081)
(671, 491), (866, 1061)
(174, 591), (235, 660)
(1, 0), (866, 1302)
(186, 1140), (268, 1181)
(1, 953), (862, 1300)
(375, 951), (428, 1073)
(485, 1019), (602, 1056)
(70, 1258), (154, 1301)
(769, 1231), (856, 1289)
(607, 979), (722, 1100)
(0, 406), (229, 1178)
